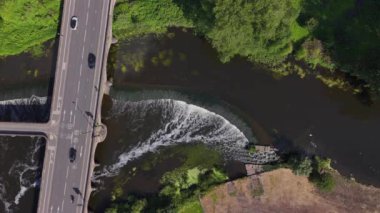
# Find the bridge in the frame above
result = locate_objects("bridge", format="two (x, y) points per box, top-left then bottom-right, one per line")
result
(0, 0), (115, 212)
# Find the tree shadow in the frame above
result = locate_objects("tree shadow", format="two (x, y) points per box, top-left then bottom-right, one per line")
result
(172, 0), (215, 34)
(299, 0), (380, 92)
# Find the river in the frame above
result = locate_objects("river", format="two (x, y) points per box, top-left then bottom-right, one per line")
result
(1, 28), (380, 212)
(103, 28), (380, 186)
(0, 137), (45, 213)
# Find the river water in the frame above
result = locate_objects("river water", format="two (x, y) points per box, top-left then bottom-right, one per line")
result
(1, 28), (380, 211)
(0, 137), (45, 213)
(103, 28), (380, 186)
(0, 41), (55, 122)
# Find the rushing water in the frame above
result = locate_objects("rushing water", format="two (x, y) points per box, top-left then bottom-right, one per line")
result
(107, 28), (380, 186)
(90, 96), (252, 212)
(0, 137), (45, 213)
(1, 27), (380, 212)
(94, 97), (253, 181)
(0, 96), (49, 122)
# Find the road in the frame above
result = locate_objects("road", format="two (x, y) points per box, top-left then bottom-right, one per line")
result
(36, 0), (111, 212)
(0, 122), (48, 136)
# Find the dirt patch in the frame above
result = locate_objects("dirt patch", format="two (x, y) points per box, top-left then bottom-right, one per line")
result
(201, 168), (380, 213)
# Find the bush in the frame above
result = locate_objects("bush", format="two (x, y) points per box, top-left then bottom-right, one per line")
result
(290, 157), (313, 177)
(311, 172), (335, 192)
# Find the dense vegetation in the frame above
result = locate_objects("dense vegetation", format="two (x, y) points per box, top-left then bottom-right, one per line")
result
(0, 0), (60, 56)
(112, 0), (380, 95)
(103, 144), (227, 213)
(1, 0), (379, 94)
(288, 155), (335, 192)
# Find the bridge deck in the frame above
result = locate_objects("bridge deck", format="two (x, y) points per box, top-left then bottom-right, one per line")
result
(0, 0), (114, 212)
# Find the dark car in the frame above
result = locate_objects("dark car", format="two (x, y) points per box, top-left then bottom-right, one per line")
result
(70, 16), (78, 30)
(88, 53), (96, 69)
(69, 147), (77, 163)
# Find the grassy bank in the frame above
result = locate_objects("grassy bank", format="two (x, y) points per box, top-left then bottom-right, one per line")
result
(1, 0), (379, 95)
(202, 168), (380, 212)
(0, 0), (60, 56)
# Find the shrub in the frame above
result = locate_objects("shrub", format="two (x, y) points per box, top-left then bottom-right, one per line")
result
(290, 157), (313, 177)
(311, 172), (335, 192)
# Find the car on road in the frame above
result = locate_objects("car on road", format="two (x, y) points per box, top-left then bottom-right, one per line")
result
(70, 16), (78, 30)
(88, 53), (96, 69)
(69, 147), (77, 163)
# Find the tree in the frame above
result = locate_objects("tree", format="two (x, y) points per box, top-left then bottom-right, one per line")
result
(315, 156), (332, 173)
(311, 172), (335, 192)
(207, 0), (302, 64)
(291, 157), (313, 176)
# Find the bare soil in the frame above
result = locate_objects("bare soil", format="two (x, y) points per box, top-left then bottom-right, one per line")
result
(201, 168), (380, 213)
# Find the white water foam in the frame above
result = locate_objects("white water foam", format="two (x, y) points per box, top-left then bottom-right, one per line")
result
(0, 138), (44, 212)
(0, 96), (46, 105)
(94, 99), (250, 180)
(0, 179), (12, 213)
(0, 95), (48, 122)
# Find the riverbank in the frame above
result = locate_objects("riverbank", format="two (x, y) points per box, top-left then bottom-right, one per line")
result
(201, 168), (380, 212)
(2, 0), (379, 95)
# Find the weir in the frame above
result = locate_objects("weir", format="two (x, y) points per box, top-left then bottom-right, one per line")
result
(93, 99), (279, 181)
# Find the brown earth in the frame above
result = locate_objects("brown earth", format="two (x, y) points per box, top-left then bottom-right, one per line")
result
(201, 168), (380, 213)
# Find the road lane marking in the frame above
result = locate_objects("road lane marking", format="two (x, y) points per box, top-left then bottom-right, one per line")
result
(62, 110), (66, 122)
(81, 45), (85, 60)
(66, 167), (70, 179)
(77, 81), (81, 94)
(64, 182), (67, 195)
(69, 110), (73, 123)
(80, 146), (83, 157)
(61, 200), (65, 213)
(75, 99), (78, 110)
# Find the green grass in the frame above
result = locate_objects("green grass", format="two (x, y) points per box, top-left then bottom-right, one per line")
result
(177, 199), (203, 213)
(113, 0), (192, 40)
(0, 0), (60, 56)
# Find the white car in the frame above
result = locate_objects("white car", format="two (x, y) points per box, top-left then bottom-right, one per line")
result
(70, 16), (78, 30)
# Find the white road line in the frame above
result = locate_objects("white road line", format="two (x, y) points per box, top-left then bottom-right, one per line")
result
(61, 200), (65, 213)
(62, 110), (66, 122)
(84, 29), (87, 42)
(66, 167), (70, 179)
(69, 110), (73, 123)
(63, 182), (67, 195)
(77, 81), (81, 93)
(73, 115), (76, 126)
(81, 46), (85, 59)
(86, 14), (89, 26)
(80, 146), (83, 157)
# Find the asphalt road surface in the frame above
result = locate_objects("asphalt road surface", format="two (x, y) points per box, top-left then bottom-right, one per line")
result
(37, 0), (110, 212)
